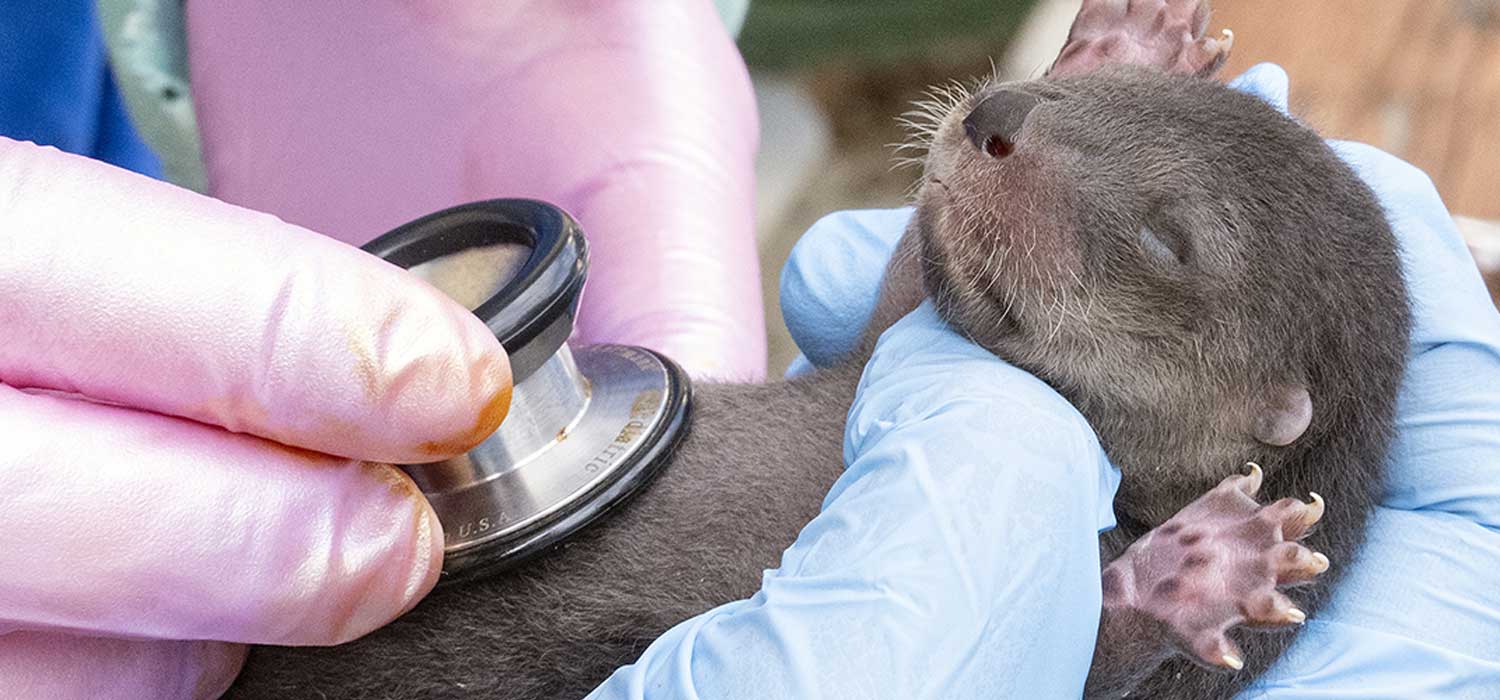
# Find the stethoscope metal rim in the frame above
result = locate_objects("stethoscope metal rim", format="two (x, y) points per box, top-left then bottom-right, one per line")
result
(439, 346), (690, 583)
(363, 199), (692, 583)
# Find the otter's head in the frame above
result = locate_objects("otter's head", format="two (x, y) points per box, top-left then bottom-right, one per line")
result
(906, 68), (1405, 523)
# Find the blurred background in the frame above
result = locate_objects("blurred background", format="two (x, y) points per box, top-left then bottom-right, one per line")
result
(738, 0), (1500, 373)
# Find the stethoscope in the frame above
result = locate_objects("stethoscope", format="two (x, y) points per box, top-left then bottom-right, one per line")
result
(363, 200), (692, 583)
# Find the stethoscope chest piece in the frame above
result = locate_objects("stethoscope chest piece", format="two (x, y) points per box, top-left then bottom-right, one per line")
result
(363, 200), (690, 583)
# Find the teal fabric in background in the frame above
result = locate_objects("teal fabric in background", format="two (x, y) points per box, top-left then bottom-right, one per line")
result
(716, 0), (751, 37)
(736, 0), (1035, 69)
(94, 0), (204, 191)
(0, 0), (161, 177)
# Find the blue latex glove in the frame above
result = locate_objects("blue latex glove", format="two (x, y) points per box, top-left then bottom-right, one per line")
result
(589, 207), (1120, 697)
(0, 0), (161, 176)
(780, 65), (1500, 699)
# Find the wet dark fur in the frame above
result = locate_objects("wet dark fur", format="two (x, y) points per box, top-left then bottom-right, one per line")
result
(230, 71), (1408, 699)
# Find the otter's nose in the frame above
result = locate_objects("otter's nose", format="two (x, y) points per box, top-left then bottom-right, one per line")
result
(963, 89), (1041, 159)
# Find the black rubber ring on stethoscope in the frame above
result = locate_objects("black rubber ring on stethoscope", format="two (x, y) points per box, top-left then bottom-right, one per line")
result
(360, 199), (588, 356)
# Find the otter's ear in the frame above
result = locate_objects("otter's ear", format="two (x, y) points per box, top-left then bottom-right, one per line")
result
(1254, 385), (1313, 446)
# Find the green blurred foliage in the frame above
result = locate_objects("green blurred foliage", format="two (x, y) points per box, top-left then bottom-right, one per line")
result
(739, 0), (1038, 70)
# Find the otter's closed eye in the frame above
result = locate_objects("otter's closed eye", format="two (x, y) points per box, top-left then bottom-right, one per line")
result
(1139, 224), (1191, 265)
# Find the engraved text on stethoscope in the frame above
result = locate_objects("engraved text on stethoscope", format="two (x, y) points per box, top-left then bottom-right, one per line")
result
(447, 385), (663, 545)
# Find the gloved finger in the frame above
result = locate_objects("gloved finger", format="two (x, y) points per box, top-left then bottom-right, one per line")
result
(0, 631), (244, 700)
(1227, 63), (1291, 115)
(0, 138), (510, 464)
(1247, 508), (1500, 697)
(187, 1), (766, 380)
(0, 385), (441, 645)
(779, 208), (913, 367)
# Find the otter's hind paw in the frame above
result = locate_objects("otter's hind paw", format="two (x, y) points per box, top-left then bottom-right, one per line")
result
(1050, 0), (1233, 79)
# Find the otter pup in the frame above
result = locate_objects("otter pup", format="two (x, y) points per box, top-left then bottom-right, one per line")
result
(230, 1), (1409, 698)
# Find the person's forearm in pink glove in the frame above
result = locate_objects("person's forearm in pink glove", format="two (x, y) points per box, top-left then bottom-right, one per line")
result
(186, 0), (767, 380)
(0, 137), (510, 699)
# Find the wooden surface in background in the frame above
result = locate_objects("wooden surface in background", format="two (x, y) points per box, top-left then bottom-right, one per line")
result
(1212, 0), (1500, 219)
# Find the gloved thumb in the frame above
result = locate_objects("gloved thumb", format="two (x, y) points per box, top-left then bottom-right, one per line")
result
(779, 208), (913, 368)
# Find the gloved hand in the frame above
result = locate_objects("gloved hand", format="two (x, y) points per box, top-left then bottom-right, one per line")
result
(1226, 64), (1500, 700)
(754, 65), (1500, 699)
(587, 226), (1122, 694)
(184, 0), (766, 381)
(0, 138), (512, 699)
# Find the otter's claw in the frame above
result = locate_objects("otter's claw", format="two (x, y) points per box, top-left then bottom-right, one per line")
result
(1235, 461), (1264, 496)
(1101, 464), (1332, 672)
(1217, 28), (1236, 53)
(1192, 28), (1235, 75)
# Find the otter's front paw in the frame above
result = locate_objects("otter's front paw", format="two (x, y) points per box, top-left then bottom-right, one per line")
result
(1050, 0), (1234, 79)
(1101, 464), (1329, 671)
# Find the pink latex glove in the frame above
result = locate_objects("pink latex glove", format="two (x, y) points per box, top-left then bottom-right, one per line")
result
(0, 137), (512, 699)
(187, 0), (767, 380)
